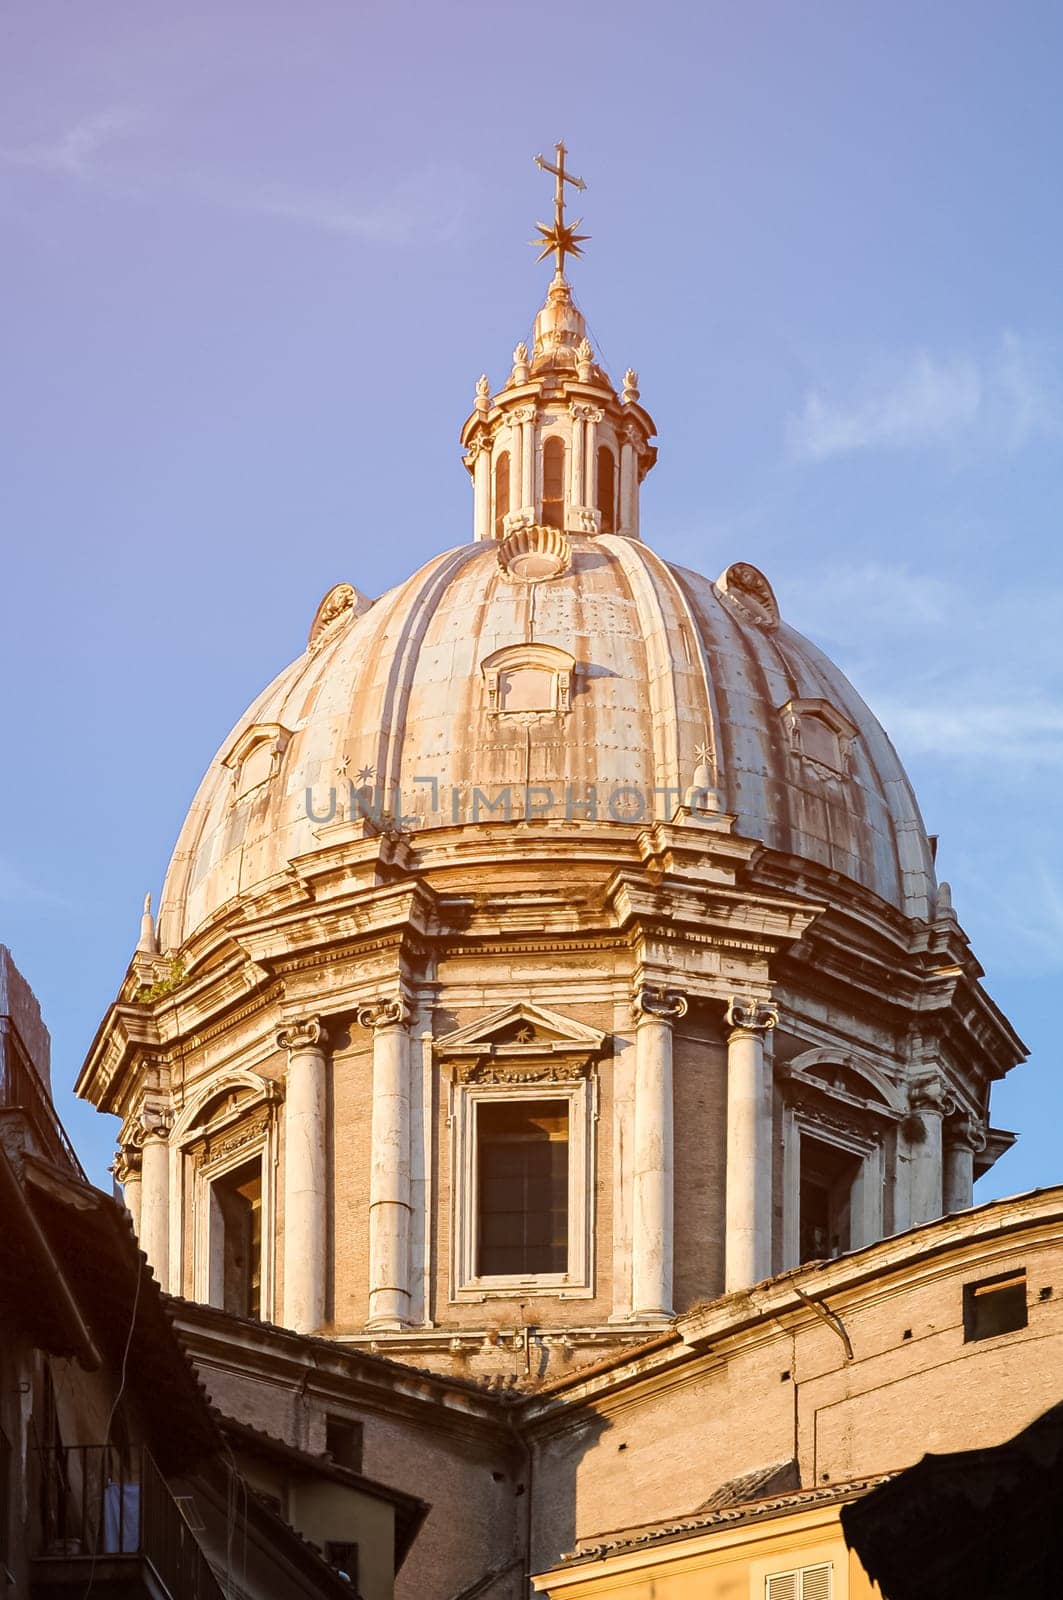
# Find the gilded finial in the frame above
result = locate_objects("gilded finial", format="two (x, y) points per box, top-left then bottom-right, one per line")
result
(532, 141), (590, 278)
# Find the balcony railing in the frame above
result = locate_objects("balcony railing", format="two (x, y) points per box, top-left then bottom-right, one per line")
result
(35, 1444), (225, 1599)
(0, 1021), (86, 1180)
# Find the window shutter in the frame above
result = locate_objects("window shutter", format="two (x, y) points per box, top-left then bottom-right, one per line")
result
(765, 1565), (831, 1600)
(800, 1566), (832, 1600)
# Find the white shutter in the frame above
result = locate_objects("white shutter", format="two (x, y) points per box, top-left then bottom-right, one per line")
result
(765, 1564), (832, 1600)
(800, 1566), (832, 1600)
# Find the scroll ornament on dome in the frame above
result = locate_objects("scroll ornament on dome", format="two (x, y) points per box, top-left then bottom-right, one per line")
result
(715, 562), (780, 630)
(307, 582), (372, 654)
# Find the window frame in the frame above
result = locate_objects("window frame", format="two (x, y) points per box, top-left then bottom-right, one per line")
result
(206, 1150), (265, 1319)
(450, 1076), (596, 1301)
(180, 1084), (280, 1319)
(782, 1111), (882, 1271)
(963, 1269), (1028, 1343)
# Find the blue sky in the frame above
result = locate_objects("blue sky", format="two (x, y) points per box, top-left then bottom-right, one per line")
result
(2, 1), (1061, 1193)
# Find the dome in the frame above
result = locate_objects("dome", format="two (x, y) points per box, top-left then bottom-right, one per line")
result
(85, 149), (1023, 1373)
(158, 535), (935, 952)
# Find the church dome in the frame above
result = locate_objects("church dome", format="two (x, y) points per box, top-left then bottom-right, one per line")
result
(84, 147), (1025, 1375)
(157, 535), (935, 953)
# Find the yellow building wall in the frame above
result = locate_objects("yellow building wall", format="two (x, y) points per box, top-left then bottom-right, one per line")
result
(289, 1479), (396, 1600)
(533, 1505), (881, 1600)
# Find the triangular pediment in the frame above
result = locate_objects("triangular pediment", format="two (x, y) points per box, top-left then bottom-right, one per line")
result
(436, 1002), (605, 1055)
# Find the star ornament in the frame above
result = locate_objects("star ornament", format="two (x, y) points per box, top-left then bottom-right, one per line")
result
(533, 217), (590, 273)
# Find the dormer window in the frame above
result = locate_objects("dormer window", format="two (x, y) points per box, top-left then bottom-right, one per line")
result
(481, 644), (574, 716)
(223, 723), (292, 801)
(780, 699), (857, 780)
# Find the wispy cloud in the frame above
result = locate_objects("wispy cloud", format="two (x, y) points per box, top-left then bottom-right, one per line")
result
(872, 696), (1063, 764)
(784, 560), (954, 636)
(1, 108), (141, 179)
(232, 164), (468, 245)
(787, 336), (1063, 462)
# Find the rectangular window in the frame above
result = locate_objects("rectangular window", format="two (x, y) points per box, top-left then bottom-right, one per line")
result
(210, 1156), (263, 1319)
(964, 1270), (1027, 1342)
(799, 1137), (860, 1263)
(325, 1416), (363, 1474)
(325, 1541), (359, 1585)
(477, 1100), (569, 1277)
(766, 1562), (831, 1600)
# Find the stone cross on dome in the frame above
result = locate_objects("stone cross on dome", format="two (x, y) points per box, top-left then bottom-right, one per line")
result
(532, 141), (590, 278)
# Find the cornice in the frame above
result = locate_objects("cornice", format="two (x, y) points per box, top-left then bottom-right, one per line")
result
(516, 1185), (1063, 1428)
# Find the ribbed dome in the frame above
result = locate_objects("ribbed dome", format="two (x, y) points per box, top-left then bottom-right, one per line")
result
(157, 537), (935, 951)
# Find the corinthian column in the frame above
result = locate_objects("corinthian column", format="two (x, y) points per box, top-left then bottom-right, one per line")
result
(277, 1017), (329, 1333)
(138, 1105), (173, 1291)
(724, 998), (777, 1292)
(631, 986), (687, 1320)
(358, 999), (412, 1330)
(569, 406), (585, 509)
(519, 409), (535, 508)
(943, 1115), (986, 1215)
(584, 408), (602, 506)
(908, 1075), (952, 1225)
(472, 440), (492, 541)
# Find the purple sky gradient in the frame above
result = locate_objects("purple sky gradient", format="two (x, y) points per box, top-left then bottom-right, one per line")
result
(2, 1), (1062, 1196)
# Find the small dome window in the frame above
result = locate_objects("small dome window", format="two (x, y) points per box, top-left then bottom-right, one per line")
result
(481, 643), (575, 716)
(780, 699), (857, 780)
(222, 723), (293, 801)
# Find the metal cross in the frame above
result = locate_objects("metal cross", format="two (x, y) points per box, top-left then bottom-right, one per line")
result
(532, 141), (590, 276)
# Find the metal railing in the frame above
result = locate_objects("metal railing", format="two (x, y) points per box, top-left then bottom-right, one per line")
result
(36, 1444), (225, 1599)
(0, 1020), (87, 1179)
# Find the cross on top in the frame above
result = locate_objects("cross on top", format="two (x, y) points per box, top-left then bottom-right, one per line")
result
(533, 140), (590, 278)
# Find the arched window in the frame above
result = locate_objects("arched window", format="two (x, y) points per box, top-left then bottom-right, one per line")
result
(541, 436), (565, 530)
(494, 451), (510, 540)
(597, 445), (616, 533)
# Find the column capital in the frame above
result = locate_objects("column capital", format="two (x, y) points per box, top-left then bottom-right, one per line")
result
(276, 1016), (327, 1054)
(136, 1102), (173, 1143)
(111, 1145), (142, 1184)
(725, 997), (778, 1037)
(357, 997), (410, 1031)
(948, 1111), (987, 1153)
(632, 984), (688, 1024)
(909, 1073), (954, 1117)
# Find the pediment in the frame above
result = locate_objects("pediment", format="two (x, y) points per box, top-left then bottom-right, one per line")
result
(435, 1002), (605, 1057)
(786, 1048), (903, 1116)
